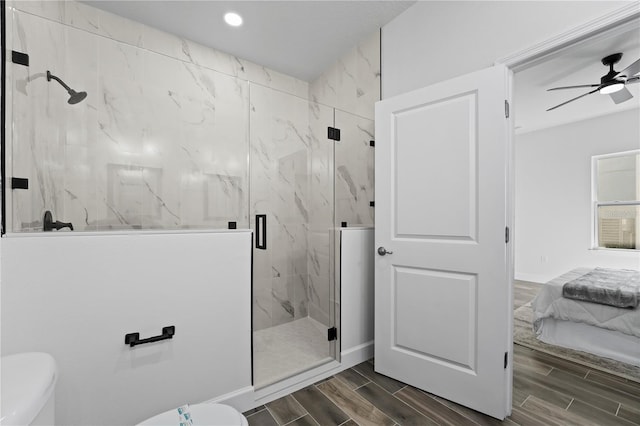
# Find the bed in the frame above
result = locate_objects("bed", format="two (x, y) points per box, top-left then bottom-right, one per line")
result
(531, 267), (640, 367)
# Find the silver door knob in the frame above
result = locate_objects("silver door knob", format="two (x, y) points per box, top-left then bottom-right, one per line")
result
(377, 247), (393, 256)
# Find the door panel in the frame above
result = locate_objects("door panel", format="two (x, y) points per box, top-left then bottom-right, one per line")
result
(395, 92), (477, 239)
(249, 84), (337, 387)
(393, 267), (477, 370)
(375, 65), (512, 419)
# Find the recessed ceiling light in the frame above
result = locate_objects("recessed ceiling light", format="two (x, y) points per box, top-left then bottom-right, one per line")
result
(224, 12), (243, 27)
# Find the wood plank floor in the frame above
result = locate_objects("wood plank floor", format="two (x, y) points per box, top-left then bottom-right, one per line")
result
(244, 282), (640, 425)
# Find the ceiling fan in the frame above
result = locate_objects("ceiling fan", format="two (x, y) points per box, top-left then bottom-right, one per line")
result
(547, 52), (640, 111)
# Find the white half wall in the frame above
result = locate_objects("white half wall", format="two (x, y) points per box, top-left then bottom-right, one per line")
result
(1, 231), (252, 425)
(381, 1), (629, 98)
(515, 110), (640, 283)
(339, 228), (374, 365)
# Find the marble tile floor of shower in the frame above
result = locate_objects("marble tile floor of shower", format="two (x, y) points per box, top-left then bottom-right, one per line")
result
(254, 317), (332, 387)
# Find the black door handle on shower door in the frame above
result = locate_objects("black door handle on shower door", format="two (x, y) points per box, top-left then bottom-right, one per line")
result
(256, 214), (267, 250)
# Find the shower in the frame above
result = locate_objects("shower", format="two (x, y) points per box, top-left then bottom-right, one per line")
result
(46, 70), (87, 104)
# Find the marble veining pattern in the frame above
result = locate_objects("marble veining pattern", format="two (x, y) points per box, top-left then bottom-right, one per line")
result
(335, 111), (375, 227)
(250, 84), (320, 331)
(309, 31), (380, 121)
(10, 7), (250, 231)
(10, 1), (309, 98)
(307, 101), (335, 328)
(9, 1), (378, 234)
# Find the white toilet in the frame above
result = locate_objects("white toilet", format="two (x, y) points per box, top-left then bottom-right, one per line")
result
(138, 403), (248, 426)
(1, 352), (58, 425)
(0, 352), (246, 426)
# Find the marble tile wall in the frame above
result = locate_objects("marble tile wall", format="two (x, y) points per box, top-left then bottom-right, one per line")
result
(11, 1), (309, 98)
(7, 0), (380, 336)
(309, 31), (380, 121)
(307, 101), (336, 329)
(248, 27), (381, 330)
(335, 111), (375, 227)
(250, 84), (337, 332)
(8, 0), (309, 232)
(250, 31), (380, 330)
(9, 9), (100, 231)
(251, 84), (311, 330)
(307, 32), (380, 327)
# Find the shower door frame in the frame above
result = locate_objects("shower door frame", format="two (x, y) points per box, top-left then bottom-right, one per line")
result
(1, 0), (8, 235)
(248, 86), (339, 389)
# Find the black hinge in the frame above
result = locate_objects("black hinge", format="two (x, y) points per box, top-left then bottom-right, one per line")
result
(505, 226), (510, 244)
(11, 177), (29, 190)
(327, 327), (337, 341)
(504, 352), (508, 368)
(327, 127), (341, 141)
(505, 100), (510, 118)
(369, 201), (375, 207)
(369, 140), (375, 147)
(11, 51), (29, 67)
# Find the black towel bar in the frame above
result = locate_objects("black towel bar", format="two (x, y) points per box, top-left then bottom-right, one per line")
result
(125, 326), (175, 347)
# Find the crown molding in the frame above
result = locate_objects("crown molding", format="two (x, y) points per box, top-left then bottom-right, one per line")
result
(497, 3), (640, 71)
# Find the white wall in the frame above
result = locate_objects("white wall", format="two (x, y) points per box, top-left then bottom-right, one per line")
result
(339, 228), (374, 365)
(515, 109), (640, 283)
(1, 231), (252, 425)
(381, 1), (630, 98)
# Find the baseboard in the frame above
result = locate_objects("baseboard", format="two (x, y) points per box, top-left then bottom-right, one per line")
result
(205, 385), (255, 413)
(514, 272), (548, 284)
(340, 341), (374, 368)
(253, 360), (342, 406)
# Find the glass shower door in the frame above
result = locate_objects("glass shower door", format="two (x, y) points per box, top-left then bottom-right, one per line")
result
(249, 83), (336, 387)
(8, 9), (251, 234)
(8, 10), (96, 233)
(334, 110), (375, 227)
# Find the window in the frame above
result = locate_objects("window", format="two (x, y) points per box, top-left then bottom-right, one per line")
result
(592, 150), (640, 250)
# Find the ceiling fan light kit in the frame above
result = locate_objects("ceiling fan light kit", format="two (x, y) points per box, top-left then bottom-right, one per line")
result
(599, 81), (625, 94)
(546, 52), (640, 111)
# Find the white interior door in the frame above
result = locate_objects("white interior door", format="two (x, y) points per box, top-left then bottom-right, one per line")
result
(374, 65), (513, 419)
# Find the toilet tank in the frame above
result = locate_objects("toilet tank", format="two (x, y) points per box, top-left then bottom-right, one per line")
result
(1, 353), (57, 425)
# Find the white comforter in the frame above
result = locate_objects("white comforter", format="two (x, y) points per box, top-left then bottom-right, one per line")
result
(532, 268), (640, 339)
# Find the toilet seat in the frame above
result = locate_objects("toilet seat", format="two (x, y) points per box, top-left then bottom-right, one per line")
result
(138, 403), (248, 426)
(0, 352), (57, 425)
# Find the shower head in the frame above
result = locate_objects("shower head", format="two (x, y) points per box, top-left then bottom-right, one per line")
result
(46, 70), (87, 105)
(67, 89), (87, 105)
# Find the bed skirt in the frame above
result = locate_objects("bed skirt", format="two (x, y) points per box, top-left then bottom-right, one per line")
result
(537, 317), (640, 367)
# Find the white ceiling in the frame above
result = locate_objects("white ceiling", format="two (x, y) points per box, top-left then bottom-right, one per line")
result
(84, 0), (415, 81)
(515, 21), (640, 134)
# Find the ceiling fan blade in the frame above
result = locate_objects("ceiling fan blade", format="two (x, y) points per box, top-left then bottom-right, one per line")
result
(626, 76), (640, 84)
(609, 86), (633, 104)
(547, 87), (600, 111)
(547, 84), (600, 91)
(616, 58), (640, 79)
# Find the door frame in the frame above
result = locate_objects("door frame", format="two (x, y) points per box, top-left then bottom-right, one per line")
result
(495, 3), (639, 72)
(494, 3), (640, 73)
(495, 0), (639, 414)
